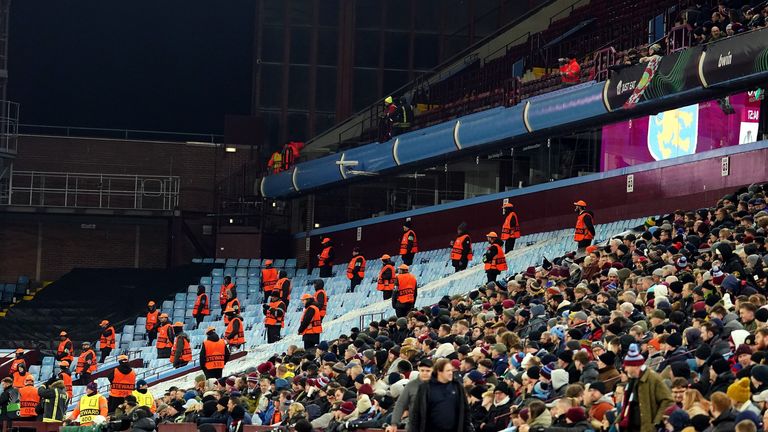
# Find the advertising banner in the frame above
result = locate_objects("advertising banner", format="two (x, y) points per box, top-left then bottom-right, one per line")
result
(604, 46), (703, 111)
(600, 91), (762, 171)
(700, 28), (768, 88)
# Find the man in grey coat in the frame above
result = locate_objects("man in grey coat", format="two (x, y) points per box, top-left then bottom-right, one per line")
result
(385, 359), (433, 432)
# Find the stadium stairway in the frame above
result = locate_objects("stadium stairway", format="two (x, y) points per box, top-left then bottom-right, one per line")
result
(0, 264), (214, 351)
(139, 216), (647, 395)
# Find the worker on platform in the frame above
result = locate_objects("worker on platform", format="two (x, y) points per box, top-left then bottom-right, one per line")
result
(267, 150), (284, 174)
(392, 264), (417, 318)
(450, 222), (473, 272)
(500, 202), (521, 253)
(347, 247), (366, 293)
(317, 238), (335, 278)
(483, 232), (507, 283)
(399, 219), (418, 266)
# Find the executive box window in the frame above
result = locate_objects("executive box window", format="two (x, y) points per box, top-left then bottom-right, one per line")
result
(316, 67), (337, 112)
(290, 27), (311, 64)
(317, 29), (338, 66)
(383, 32), (409, 69)
(260, 26), (284, 63)
(355, 30), (380, 68)
(355, 0), (381, 29)
(259, 64), (282, 108)
(413, 34), (440, 69)
(288, 66), (310, 110)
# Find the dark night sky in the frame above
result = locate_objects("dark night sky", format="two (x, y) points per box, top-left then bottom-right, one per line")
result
(8, 0), (255, 135)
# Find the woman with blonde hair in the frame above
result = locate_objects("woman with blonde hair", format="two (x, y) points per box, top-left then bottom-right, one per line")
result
(682, 388), (710, 418)
(286, 402), (306, 426)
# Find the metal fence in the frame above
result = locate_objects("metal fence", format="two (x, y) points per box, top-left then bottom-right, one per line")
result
(10, 171), (180, 211)
(0, 100), (18, 154)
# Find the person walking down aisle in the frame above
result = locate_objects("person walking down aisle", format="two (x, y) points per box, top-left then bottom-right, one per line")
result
(450, 222), (473, 273)
(500, 202), (521, 253)
(347, 247), (366, 293)
(573, 200), (595, 251)
(483, 232), (507, 283)
(377, 255), (396, 301)
(317, 238), (335, 278)
(392, 264), (417, 318)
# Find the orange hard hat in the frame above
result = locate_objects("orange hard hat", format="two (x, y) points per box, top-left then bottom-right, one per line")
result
(117, 354), (129, 362)
(381, 254), (391, 260)
(301, 293), (313, 300)
(573, 200), (587, 207)
(160, 313), (169, 319)
(59, 361), (70, 367)
(502, 203), (514, 209)
(59, 331), (68, 337)
(322, 237), (331, 244)
(398, 264), (409, 271)
(173, 321), (184, 327)
(264, 259), (273, 266)
(148, 301), (155, 307)
(486, 231), (498, 238)
(24, 375), (34, 384)
(99, 320), (109, 327)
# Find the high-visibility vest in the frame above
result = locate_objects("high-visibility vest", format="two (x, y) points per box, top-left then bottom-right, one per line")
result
(224, 298), (241, 325)
(194, 293), (210, 316)
(347, 256), (366, 279)
(59, 371), (73, 399)
(377, 264), (396, 291)
(275, 278), (291, 302)
(219, 282), (235, 306)
(501, 212), (521, 240)
(109, 368), (136, 398)
(145, 310), (159, 332)
(10, 358), (26, 375)
(100, 326), (116, 350)
(170, 337), (192, 364)
(203, 339), (227, 370)
(450, 235), (473, 261)
(399, 230), (418, 255)
(560, 59), (581, 83)
(264, 300), (286, 327)
(225, 317), (245, 345)
(395, 273), (416, 303)
(57, 339), (73, 362)
(300, 306), (323, 335)
(19, 385), (39, 417)
(484, 244), (508, 271)
(156, 324), (173, 349)
(132, 390), (156, 413)
(12, 372), (27, 389)
(313, 290), (327, 318)
(268, 151), (284, 174)
(574, 212), (595, 241)
(318, 246), (333, 267)
(261, 268), (279, 292)
(77, 350), (97, 374)
(77, 394), (105, 425)
(395, 273), (417, 304)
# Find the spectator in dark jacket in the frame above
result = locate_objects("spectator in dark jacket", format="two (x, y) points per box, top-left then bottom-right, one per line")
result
(409, 359), (471, 432)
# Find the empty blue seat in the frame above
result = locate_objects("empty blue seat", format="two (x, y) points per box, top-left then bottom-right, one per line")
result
(225, 259), (237, 267)
(285, 259), (297, 268)
(249, 259), (261, 268)
(274, 259), (285, 268)
(211, 268), (223, 277)
(235, 268), (247, 277)
(237, 259), (250, 267)
(192, 258), (203, 263)
(162, 300), (174, 310)
(224, 268), (235, 277)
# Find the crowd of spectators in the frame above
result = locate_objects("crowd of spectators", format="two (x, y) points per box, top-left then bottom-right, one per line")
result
(682, 1), (768, 45)
(132, 181), (768, 432)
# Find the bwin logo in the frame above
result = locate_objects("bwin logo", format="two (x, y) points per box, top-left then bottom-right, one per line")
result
(718, 51), (732, 68)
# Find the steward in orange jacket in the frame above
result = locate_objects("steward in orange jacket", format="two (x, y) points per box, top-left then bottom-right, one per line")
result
(450, 222), (472, 273)
(9, 349), (26, 375)
(106, 355), (135, 413)
(18, 376), (38, 419)
(392, 264), (417, 318)
(501, 202), (521, 253)
(155, 313), (174, 359)
(399, 220), (418, 266)
(192, 284), (210, 329)
(145, 301), (160, 344)
(170, 322), (191, 368)
(263, 291), (287, 344)
(55, 331), (74, 363)
(199, 327), (230, 379)
(98, 320), (116, 363)
(224, 308), (245, 349)
(317, 238), (335, 278)
(76, 342), (97, 385)
(57, 361), (73, 400)
(298, 294), (322, 350)
(573, 200), (595, 249)
(347, 248), (366, 293)
(483, 232), (507, 283)
(260, 260), (279, 304)
(376, 255), (396, 301)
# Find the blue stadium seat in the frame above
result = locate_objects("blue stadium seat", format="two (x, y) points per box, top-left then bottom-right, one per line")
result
(237, 259), (250, 268)
(249, 259), (261, 268)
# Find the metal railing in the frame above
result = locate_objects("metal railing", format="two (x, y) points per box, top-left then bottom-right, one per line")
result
(10, 171), (180, 211)
(18, 123), (222, 144)
(0, 100), (19, 154)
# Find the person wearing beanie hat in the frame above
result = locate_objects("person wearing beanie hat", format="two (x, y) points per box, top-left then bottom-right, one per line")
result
(727, 378), (759, 415)
(68, 381), (107, 425)
(550, 369), (570, 395)
(564, 406), (589, 427)
(665, 409), (691, 431)
(618, 344), (674, 432)
(710, 357), (735, 396)
(735, 410), (764, 431)
(597, 351), (620, 392)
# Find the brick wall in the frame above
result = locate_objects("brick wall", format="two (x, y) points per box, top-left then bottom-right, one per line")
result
(14, 135), (254, 213)
(0, 213), (168, 282)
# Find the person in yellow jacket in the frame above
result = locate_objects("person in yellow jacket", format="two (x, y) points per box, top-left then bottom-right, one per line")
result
(131, 380), (156, 414)
(67, 382), (107, 425)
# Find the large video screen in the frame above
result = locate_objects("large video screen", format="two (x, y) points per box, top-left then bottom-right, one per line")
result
(600, 91), (762, 172)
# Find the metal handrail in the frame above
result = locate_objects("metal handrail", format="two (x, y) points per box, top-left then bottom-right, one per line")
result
(18, 123), (223, 144)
